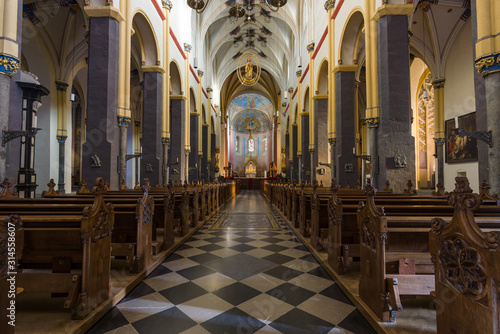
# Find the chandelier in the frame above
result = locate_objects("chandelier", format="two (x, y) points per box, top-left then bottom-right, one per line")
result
(187, 0), (287, 14)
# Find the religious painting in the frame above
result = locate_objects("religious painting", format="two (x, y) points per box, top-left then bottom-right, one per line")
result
(445, 112), (478, 163)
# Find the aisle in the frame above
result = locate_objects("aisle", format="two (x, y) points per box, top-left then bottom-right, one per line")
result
(87, 190), (375, 334)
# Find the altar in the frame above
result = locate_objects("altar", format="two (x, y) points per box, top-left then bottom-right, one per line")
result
(245, 160), (257, 178)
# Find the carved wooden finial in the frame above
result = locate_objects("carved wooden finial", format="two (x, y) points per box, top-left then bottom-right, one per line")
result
(432, 182), (446, 196)
(0, 178), (18, 199)
(142, 178), (151, 194)
(313, 179), (318, 190)
(77, 180), (90, 194)
(93, 177), (106, 195)
(184, 180), (188, 189)
(120, 179), (127, 190)
(134, 180), (141, 190)
(479, 180), (499, 201)
(330, 178), (340, 194)
(320, 180), (323, 187)
(104, 179), (111, 191)
(357, 180), (361, 190)
(447, 177), (482, 211)
(364, 178), (376, 197)
(404, 180), (416, 194)
(383, 180), (393, 193)
(42, 179), (60, 197)
(346, 182), (351, 189)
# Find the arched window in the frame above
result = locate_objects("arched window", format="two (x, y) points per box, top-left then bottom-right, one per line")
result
(248, 138), (255, 152)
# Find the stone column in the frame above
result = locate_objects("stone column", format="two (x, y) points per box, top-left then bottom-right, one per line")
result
(141, 68), (163, 186)
(162, 0), (172, 185)
(184, 43), (192, 182)
(285, 132), (290, 180)
(55, 81), (69, 193)
(325, 0), (336, 185)
(292, 125), (298, 181)
(474, 0), (500, 194)
(210, 132), (216, 180)
(432, 79), (445, 187)
(170, 98), (185, 184)
(307, 42), (315, 184)
(335, 66), (359, 188)
(190, 112), (199, 182)
(0, 0), (21, 180)
(301, 111), (310, 182)
(314, 98), (329, 185)
(202, 124), (208, 180)
(375, 7), (415, 193)
(197, 70), (204, 181)
(82, 8), (121, 187)
(296, 70), (303, 182)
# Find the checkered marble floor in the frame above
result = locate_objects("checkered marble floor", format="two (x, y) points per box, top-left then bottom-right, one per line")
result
(87, 190), (375, 334)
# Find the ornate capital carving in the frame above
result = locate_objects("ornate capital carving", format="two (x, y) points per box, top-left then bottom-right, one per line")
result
(324, 0), (336, 11)
(432, 79), (445, 89)
(117, 116), (131, 127)
(475, 53), (500, 76)
(296, 70), (302, 78)
(184, 43), (192, 52)
(0, 54), (20, 77)
(307, 42), (315, 53)
(366, 117), (380, 128)
(56, 81), (69, 92)
(162, 0), (173, 10)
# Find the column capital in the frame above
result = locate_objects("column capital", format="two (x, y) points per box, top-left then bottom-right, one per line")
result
(475, 53), (500, 76)
(0, 54), (19, 78)
(296, 70), (302, 78)
(324, 0), (336, 11)
(57, 135), (68, 143)
(366, 117), (380, 128)
(288, 87), (293, 94)
(432, 79), (446, 88)
(328, 137), (337, 145)
(307, 42), (315, 53)
(162, 0), (173, 11)
(198, 70), (204, 77)
(117, 116), (131, 127)
(56, 81), (69, 92)
(84, 6), (124, 22)
(142, 65), (166, 74)
(434, 137), (445, 146)
(162, 137), (170, 145)
(372, 4), (414, 22)
(206, 87), (213, 93)
(184, 43), (192, 52)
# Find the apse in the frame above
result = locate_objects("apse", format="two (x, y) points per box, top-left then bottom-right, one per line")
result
(227, 92), (274, 177)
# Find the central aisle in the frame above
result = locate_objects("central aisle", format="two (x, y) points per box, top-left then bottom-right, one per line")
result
(88, 190), (375, 334)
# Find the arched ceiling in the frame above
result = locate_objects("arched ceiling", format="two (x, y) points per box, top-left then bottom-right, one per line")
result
(195, 1), (297, 114)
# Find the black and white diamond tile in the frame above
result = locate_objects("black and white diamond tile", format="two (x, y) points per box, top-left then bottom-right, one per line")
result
(87, 190), (376, 334)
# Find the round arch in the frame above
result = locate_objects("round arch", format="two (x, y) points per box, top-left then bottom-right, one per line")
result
(169, 60), (182, 95)
(338, 7), (365, 66)
(132, 9), (160, 66)
(316, 58), (329, 95)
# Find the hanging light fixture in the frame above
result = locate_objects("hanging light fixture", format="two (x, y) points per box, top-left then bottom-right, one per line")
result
(187, 0), (210, 14)
(229, 1), (245, 21)
(264, 0), (287, 12)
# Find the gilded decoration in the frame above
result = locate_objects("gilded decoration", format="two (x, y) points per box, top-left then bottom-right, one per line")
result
(55, 81), (69, 91)
(0, 55), (20, 77)
(162, 0), (173, 10)
(324, 0), (336, 11)
(237, 52), (261, 86)
(117, 116), (131, 127)
(475, 53), (500, 76)
(307, 42), (315, 53)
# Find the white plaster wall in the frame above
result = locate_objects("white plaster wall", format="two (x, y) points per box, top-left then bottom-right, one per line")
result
(130, 0), (165, 65)
(443, 20), (478, 192)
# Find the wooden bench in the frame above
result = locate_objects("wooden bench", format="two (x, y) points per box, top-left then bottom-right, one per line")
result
(429, 177), (500, 333)
(1, 180), (155, 274)
(358, 179), (500, 323)
(9, 178), (114, 319)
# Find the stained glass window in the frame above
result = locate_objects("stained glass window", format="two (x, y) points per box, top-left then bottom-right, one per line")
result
(248, 138), (255, 152)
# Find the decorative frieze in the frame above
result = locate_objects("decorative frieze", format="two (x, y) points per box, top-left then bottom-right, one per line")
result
(0, 54), (20, 77)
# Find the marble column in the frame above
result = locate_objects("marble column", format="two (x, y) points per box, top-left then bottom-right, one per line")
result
(190, 113), (199, 182)
(314, 98), (330, 185)
(0, 0), (21, 181)
(170, 98), (185, 184)
(292, 125), (298, 182)
(376, 13), (415, 193)
(335, 69), (359, 188)
(141, 70), (163, 187)
(202, 124), (208, 181)
(82, 16), (120, 187)
(285, 132), (290, 180)
(210, 132), (216, 180)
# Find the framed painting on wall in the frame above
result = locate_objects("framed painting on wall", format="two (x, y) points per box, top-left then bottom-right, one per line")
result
(445, 112), (478, 163)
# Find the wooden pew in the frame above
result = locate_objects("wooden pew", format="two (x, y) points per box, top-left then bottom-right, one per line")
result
(2, 180), (155, 274)
(358, 179), (500, 323)
(14, 178), (114, 319)
(430, 177), (500, 333)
